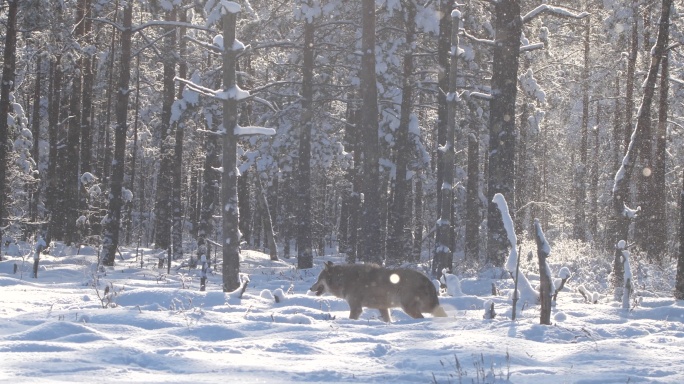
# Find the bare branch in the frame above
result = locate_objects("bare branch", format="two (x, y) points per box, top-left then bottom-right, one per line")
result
(133, 20), (216, 34)
(460, 29), (495, 46)
(184, 35), (222, 53)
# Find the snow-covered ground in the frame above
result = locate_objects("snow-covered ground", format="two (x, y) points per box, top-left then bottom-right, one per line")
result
(1, 244), (683, 383)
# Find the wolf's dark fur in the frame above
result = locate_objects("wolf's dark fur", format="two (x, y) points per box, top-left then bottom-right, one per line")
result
(310, 261), (447, 322)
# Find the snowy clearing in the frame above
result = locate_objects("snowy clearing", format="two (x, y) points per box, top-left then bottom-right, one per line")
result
(1, 246), (683, 383)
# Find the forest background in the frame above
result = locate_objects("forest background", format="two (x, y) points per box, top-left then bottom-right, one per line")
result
(1, 0), (684, 299)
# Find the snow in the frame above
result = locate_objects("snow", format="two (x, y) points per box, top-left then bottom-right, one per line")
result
(221, 0), (241, 14)
(493, 193), (518, 273)
(1, 247), (683, 383)
(234, 124), (276, 136)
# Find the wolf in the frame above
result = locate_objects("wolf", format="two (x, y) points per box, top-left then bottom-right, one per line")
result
(310, 261), (448, 322)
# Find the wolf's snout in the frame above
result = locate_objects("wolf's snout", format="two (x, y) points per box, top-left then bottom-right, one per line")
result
(310, 283), (325, 296)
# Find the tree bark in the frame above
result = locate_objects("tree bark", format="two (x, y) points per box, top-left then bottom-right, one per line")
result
(435, 0), (455, 217)
(154, 8), (177, 251)
(221, 9), (241, 292)
(359, 0), (383, 265)
(172, 8), (187, 261)
(675, 170), (684, 299)
(433, 9), (460, 277)
(487, 0), (521, 266)
(465, 131), (480, 261)
(387, 1), (416, 264)
(0, 0), (18, 244)
(101, 1), (133, 266)
(297, 12), (314, 269)
(573, 15), (590, 242)
(650, 47), (669, 261)
(29, 56), (43, 228)
(46, 57), (63, 245)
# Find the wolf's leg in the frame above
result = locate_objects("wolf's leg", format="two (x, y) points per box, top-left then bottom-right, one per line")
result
(402, 305), (424, 319)
(378, 308), (391, 322)
(349, 302), (363, 319)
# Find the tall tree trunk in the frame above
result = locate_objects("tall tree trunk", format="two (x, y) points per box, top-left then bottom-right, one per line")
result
(435, 0), (455, 217)
(29, 56), (43, 228)
(101, 1), (133, 266)
(80, 0), (94, 189)
(297, 12), (314, 269)
(413, 169), (424, 262)
(465, 131), (480, 261)
(172, 8), (188, 261)
(124, 9), (142, 245)
(589, 103), (601, 239)
(197, 87), (220, 272)
(573, 15), (590, 242)
(0, 0), (17, 244)
(64, 0), (89, 245)
(220, 8), (241, 292)
(487, 0), (521, 266)
(674, 169), (684, 299)
(98, 0), (119, 191)
(387, 1), (416, 265)
(624, 2), (638, 152)
(340, 97), (360, 262)
(650, 48), (669, 261)
(359, 0), (383, 264)
(612, 0), (671, 296)
(154, 8), (177, 251)
(433, 9), (460, 277)
(46, 57), (64, 245)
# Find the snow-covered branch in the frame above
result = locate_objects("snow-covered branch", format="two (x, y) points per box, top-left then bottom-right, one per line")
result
(174, 77), (250, 102)
(520, 42), (545, 52)
(522, 5), (589, 24)
(235, 125), (276, 136)
(466, 91), (492, 101)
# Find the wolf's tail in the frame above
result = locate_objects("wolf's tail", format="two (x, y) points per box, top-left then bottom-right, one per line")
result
(431, 305), (448, 317)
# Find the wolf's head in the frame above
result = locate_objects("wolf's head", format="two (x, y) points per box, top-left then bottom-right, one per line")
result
(310, 261), (335, 296)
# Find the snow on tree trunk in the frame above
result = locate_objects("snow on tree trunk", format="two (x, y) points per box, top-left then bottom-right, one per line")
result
(535, 219), (553, 325)
(493, 193), (539, 307)
(221, 6), (242, 292)
(617, 240), (633, 309)
(612, 0), (671, 298)
(465, 131), (479, 261)
(433, 9), (460, 277)
(0, 0), (17, 246)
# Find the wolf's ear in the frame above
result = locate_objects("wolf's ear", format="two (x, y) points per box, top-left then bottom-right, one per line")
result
(324, 261), (334, 270)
